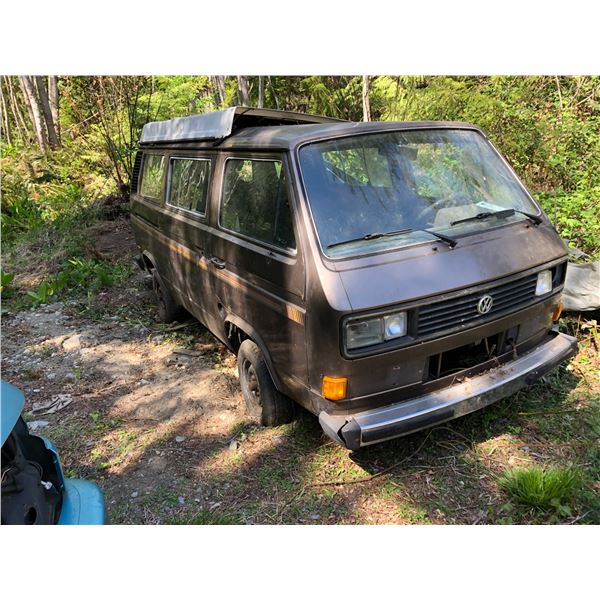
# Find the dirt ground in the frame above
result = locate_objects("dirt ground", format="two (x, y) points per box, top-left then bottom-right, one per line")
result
(2, 216), (599, 524)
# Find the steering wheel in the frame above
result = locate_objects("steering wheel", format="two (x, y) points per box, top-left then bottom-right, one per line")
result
(415, 194), (473, 226)
(415, 197), (451, 226)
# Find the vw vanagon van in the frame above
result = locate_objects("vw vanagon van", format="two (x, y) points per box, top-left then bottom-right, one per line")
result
(130, 107), (577, 450)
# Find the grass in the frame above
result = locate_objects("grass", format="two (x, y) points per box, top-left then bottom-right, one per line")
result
(396, 503), (432, 524)
(257, 464), (297, 492)
(498, 465), (581, 510)
(167, 510), (240, 525)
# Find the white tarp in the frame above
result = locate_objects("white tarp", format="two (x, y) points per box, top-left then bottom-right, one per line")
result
(140, 107), (237, 143)
(140, 106), (342, 144)
(562, 261), (600, 312)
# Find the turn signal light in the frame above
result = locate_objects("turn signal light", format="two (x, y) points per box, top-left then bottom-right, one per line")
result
(322, 376), (347, 401)
(552, 302), (564, 322)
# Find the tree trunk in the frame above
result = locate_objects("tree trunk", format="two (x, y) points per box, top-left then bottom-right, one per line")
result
(362, 75), (371, 122)
(19, 76), (47, 151)
(1, 84), (11, 145)
(212, 76), (226, 108)
(34, 76), (60, 148)
(268, 76), (280, 109)
(237, 76), (250, 106)
(258, 76), (264, 108)
(554, 75), (564, 122)
(48, 76), (60, 143)
(6, 76), (28, 140)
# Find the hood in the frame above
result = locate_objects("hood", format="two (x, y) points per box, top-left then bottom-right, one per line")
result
(334, 223), (567, 312)
(1, 380), (25, 446)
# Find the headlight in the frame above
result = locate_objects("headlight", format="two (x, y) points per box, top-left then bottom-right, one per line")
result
(346, 317), (383, 350)
(346, 311), (407, 350)
(384, 312), (407, 339)
(535, 269), (552, 296)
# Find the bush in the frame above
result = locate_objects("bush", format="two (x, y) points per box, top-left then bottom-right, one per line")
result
(25, 257), (132, 307)
(1, 140), (115, 245)
(537, 186), (600, 258)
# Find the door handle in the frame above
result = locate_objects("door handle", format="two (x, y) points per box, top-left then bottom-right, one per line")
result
(210, 256), (226, 269)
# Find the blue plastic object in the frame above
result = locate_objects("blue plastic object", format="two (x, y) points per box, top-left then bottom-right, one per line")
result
(1, 380), (25, 446)
(42, 437), (106, 525)
(58, 479), (106, 525)
(1, 379), (105, 524)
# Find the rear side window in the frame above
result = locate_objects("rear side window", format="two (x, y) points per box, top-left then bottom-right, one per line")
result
(168, 158), (211, 215)
(220, 159), (296, 250)
(140, 154), (165, 200)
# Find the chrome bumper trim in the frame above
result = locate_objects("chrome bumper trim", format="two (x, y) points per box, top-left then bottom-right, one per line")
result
(319, 332), (578, 450)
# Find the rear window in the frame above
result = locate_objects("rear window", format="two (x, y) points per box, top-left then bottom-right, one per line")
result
(220, 159), (296, 250)
(140, 154), (165, 200)
(167, 158), (211, 215)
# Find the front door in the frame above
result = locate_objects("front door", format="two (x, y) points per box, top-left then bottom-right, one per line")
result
(206, 154), (307, 390)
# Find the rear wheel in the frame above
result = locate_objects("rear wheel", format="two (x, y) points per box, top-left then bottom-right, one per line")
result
(237, 339), (294, 426)
(151, 269), (182, 323)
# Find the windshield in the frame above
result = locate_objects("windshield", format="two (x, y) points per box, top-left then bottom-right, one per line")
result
(298, 129), (540, 258)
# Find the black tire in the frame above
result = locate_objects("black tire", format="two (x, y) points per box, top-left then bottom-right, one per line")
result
(151, 269), (182, 323)
(237, 339), (294, 426)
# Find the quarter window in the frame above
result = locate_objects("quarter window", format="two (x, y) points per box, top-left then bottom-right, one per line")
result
(168, 158), (211, 214)
(220, 159), (296, 250)
(140, 154), (165, 200)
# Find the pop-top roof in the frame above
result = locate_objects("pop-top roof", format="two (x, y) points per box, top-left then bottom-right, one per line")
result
(139, 106), (346, 144)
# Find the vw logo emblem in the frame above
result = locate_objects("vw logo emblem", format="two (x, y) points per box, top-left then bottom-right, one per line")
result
(477, 295), (494, 315)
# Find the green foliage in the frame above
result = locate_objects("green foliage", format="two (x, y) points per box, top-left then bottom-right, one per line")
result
(26, 257), (131, 307)
(498, 465), (581, 510)
(1, 140), (113, 244)
(537, 186), (600, 257)
(1, 271), (15, 293)
(26, 280), (57, 305)
(146, 76), (213, 120)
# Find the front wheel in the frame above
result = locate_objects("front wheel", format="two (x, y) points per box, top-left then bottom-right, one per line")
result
(237, 339), (294, 426)
(151, 269), (182, 323)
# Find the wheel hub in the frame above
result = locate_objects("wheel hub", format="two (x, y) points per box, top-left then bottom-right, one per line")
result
(243, 360), (261, 406)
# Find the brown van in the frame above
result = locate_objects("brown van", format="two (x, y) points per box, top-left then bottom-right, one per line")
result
(130, 107), (577, 450)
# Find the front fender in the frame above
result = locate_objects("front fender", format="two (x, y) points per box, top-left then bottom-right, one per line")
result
(225, 313), (284, 392)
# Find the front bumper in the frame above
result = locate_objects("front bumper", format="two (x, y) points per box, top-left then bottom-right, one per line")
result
(319, 331), (578, 450)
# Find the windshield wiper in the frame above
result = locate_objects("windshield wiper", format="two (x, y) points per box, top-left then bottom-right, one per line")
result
(514, 209), (543, 224)
(450, 209), (514, 226)
(451, 208), (542, 227)
(327, 227), (457, 250)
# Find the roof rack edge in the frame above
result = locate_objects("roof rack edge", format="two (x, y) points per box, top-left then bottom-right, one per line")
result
(139, 106), (347, 144)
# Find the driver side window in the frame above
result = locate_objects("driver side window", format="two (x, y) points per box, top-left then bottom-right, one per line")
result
(220, 158), (296, 251)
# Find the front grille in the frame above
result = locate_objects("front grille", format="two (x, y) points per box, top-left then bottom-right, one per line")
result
(417, 273), (538, 337)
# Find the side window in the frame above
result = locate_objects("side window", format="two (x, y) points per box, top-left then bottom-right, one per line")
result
(220, 159), (296, 250)
(168, 158), (211, 215)
(140, 154), (165, 200)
